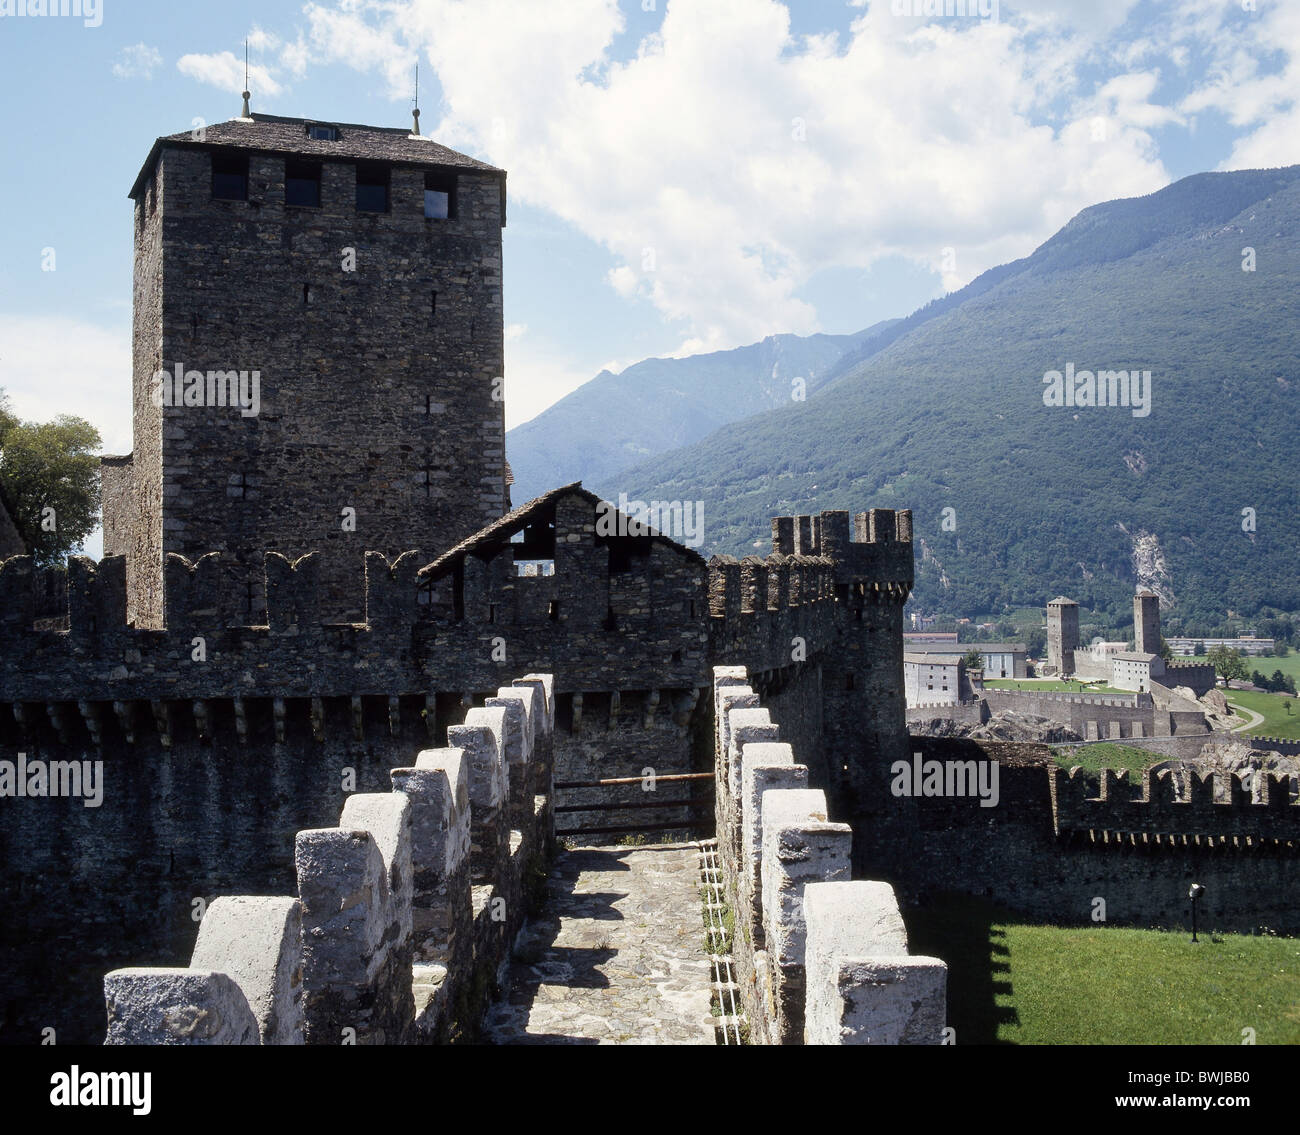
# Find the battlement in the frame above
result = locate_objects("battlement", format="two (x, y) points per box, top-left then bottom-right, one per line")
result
(1049, 765), (1300, 844)
(770, 508), (914, 593)
(1250, 736), (1300, 757)
(985, 688), (1146, 709)
(100, 673), (555, 1045)
(711, 666), (946, 1044)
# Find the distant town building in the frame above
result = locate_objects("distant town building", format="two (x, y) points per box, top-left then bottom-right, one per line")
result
(903, 631), (959, 644)
(1167, 636), (1276, 656)
(903, 642), (1027, 679)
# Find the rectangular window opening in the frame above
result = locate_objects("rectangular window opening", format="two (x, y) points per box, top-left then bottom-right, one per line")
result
(307, 124), (339, 142)
(285, 159), (322, 208)
(211, 153), (249, 201)
(356, 163), (390, 213)
(424, 171), (458, 220)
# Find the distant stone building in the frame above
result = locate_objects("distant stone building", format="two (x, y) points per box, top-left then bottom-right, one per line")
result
(1134, 589), (1160, 655)
(903, 642), (1026, 679)
(1111, 650), (1165, 692)
(1045, 596), (1079, 675)
(904, 653), (960, 706)
(103, 113), (508, 625)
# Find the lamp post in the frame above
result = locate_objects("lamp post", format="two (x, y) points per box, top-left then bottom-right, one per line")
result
(1188, 883), (1205, 943)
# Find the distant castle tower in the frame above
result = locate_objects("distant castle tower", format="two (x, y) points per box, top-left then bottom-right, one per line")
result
(102, 113), (508, 625)
(1134, 589), (1160, 654)
(1046, 597), (1079, 675)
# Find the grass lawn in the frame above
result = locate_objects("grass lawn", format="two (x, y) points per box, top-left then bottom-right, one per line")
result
(1221, 688), (1300, 739)
(1049, 742), (1167, 779)
(982, 679), (1128, 695)
(907, 895), (1300, 1044)
(1177, 651), (1300, 682)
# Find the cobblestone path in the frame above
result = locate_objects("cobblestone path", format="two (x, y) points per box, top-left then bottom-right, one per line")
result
(484, 842), (715, 1044)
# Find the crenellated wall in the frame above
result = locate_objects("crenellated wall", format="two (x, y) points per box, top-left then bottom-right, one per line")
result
(1050, 764), (1298, 841)
(100, 673), (555, 1045)
(711, 667), (947, 1045)
(0, 495), (921, 1044)
(886, 737), (1300, 934)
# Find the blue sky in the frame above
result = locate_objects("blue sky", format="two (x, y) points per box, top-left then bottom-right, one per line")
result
(0, 0), (1296, 484)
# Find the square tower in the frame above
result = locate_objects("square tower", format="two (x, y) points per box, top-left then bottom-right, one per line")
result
(103, 114), (508, 625)
(1046, 597), (1079, 675)
(1134, 589), (1160, 655)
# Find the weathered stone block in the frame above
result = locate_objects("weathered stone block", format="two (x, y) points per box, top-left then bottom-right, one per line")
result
(104, 969), (259, 1045)
(190, 895), (303, 1044)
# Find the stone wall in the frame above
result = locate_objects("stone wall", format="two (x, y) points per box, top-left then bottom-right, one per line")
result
(712, 667), (947, 1045)
(0, 492), (27, 560)
(979, 687), (1210, 740)
(0, 500), (916, 1042)
(906, 700), (987, 728)
(100, 673), (554, 1045)
(1161, 661), (1218, 698)
(120, 138), (507, 626)
(882, 737), (1300, 935)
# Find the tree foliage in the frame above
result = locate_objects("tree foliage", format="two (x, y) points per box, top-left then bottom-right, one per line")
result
(1207, 646), (1249, 686)
(0, 389), (101, 566)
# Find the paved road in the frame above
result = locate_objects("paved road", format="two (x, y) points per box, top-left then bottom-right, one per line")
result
(484, 843), (715, 1045)
(1227, 699), (1265, 733)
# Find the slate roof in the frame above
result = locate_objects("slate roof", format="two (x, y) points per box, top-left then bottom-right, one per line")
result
(130, 112), (503, 200)
(416, 482), (707, 583)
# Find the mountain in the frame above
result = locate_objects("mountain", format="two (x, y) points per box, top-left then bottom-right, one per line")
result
(505, 324), (895, 503)
(598, 166), (1300, 630)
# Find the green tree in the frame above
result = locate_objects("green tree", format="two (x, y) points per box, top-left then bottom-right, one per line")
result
(1207, 646), (1249, 687)
(0, 392), (101, 566)
(1157, 636), (1172, 663)
(962, 648), (984, 671)
(1193, 640), (1206, 656)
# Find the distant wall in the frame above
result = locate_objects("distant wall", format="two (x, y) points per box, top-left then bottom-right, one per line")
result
(881, 739), (1300, 935)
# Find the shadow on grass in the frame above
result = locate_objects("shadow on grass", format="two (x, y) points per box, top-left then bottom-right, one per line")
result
(904, 893), (1022, 1045)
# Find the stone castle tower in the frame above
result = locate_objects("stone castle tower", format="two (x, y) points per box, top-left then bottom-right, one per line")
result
(102, 113), (508, 625)
(1046, 596), (1079, 675)
(1134, 589), (1160, 654)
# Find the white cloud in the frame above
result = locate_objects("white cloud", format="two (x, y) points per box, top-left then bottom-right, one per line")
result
(197, 0), (1296, 357)
(0, 315), (132, 456)
(505, 322), (528, 341)
(177, 51), (284, 97)
(111, 43), (162, 80)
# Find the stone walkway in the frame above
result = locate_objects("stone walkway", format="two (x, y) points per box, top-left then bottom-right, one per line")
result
(484, 842), (715, 1044)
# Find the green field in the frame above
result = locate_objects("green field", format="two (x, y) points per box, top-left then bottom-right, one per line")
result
(907, 896), (1300, 1044)
(1049, 743), (1167, 779)
(1222, 688), (1300, 740)
(982, 679), (1127, 695)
